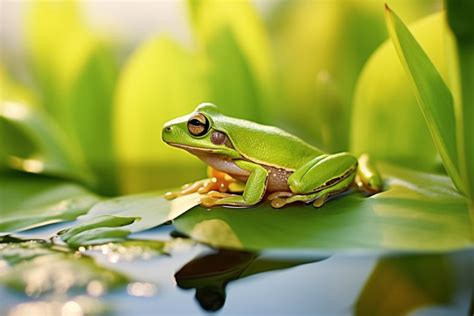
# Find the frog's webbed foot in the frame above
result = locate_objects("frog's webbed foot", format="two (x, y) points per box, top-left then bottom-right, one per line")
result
(165, 168), (244, 200)
(200, 191), (239, 208)
(268, 192), (326, 209)
(267, 187), (351, 209)
(165, 178), (219, 200)
(267, 191), (295, 208)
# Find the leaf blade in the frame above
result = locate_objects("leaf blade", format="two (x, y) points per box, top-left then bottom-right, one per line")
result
(0, 173), (99, 235)
(175, 164), (472, 252)
(384, 5), (463, 194)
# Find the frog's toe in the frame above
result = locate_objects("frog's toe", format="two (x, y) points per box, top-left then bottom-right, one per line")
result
(164, 191), (176, 200)
(196, 178), (218, 194)
(200, 196), (218, 208)
(270, 198), (289, 208)
(312, 194), (328, 208)
(267, 191), (294, 201)
(205, 191), (234, 199)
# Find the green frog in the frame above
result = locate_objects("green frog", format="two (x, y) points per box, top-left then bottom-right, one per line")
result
(162, 103), (382, 208)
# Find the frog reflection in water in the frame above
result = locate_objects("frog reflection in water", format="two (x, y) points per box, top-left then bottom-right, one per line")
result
(175, 249), (323, 312)
(162, 103), (382, 208)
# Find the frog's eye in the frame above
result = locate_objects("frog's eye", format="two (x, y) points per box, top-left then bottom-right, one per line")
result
(187, 113), (210, 136)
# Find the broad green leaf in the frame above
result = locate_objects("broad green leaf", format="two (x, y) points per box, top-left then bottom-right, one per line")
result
(23, 1), (119, 194)
(351, 13), (446, 172)
(384, 7), (463, 194)
(58, 38), (119, 195)
(0, 173), (99, 235)
(446, 0), (474, 205)
(114, 37), (206, 193)
(202, 26), (264, 121)
(0, 240), (128, 296)
(23, 0), (83, 118)
(175, 164), (472, 252)
(61, 192), (200, 247)
(189, 0), (273, 121)
(0, 102), (93, 183)
(270, 0), (437, 152)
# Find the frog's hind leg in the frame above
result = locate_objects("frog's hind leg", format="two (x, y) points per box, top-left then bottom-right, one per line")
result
(269, 191), (329, 209)
(270, 175), (355, 209)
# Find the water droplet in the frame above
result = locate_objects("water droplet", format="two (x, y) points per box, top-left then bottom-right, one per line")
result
(127, 282), (157, 297)
(62, 301), (83, 316)
(86, 280), (105, 297)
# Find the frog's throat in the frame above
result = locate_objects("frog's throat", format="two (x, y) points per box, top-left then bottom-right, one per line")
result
(166, 142), (215, 153)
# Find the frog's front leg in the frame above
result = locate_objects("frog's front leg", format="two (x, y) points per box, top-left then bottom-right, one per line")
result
(269, 153), (358, 208)
(201, 160), (268, 208)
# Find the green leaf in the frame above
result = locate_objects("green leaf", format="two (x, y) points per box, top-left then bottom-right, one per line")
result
(175, 164), (472, 252)
(23, 1), (119, 194)
(61, 192), (200, 247)
(60, 215), (136, 242)
(65, 227), (132, 248)
(0, 102), (93, 183)
(384, 7), (464, 194)
(114, 37), (207, 193)
(203, 27), (264, 121)
(189, 0), (273, 122)
(0, 239), (129, 296)
(270, 1), (438, 152)
(0, 65), (37, 106)
(23, 0), (82, 118)
(445, 0), (474, 205)
(60, 40), (119, 195)
(351, 13), (445, 172)
(0, 173), (99, 235)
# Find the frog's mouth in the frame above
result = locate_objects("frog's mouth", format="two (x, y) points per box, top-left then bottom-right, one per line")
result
(166, 142), (215, 154)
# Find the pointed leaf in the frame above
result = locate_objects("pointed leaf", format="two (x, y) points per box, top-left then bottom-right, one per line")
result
(61, 192), (200, 247)
(351, 13), (446, 172)
(384, 6), (463, 194)
(445, 0), (474, 204)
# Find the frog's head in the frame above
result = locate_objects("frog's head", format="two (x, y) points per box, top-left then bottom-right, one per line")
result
(162, 103), (240, 158)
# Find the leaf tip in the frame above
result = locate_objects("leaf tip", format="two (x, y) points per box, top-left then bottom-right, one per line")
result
(384, 3), (393, 18)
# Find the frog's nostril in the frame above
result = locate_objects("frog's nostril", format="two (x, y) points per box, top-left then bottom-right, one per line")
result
(164, 126), (172, 132)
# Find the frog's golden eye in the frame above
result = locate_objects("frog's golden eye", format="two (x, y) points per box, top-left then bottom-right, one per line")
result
(187, 113), (210, 136)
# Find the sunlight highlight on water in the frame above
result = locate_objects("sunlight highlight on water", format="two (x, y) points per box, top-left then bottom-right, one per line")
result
(86, 280), (105, 297)
(127, 282), (157, 297)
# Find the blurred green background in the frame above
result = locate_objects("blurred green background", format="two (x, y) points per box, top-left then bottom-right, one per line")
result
(0, 0), (444, 196)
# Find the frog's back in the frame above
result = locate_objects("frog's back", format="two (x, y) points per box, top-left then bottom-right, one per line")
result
(216, 116), (323, 170)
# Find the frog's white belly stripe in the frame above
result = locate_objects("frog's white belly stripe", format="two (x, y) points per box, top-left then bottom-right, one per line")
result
(196, 153), (250, 177)
(179, 146), (292, 192)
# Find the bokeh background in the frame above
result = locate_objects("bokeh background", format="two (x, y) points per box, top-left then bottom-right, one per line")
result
(1, 0), (444, 197)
